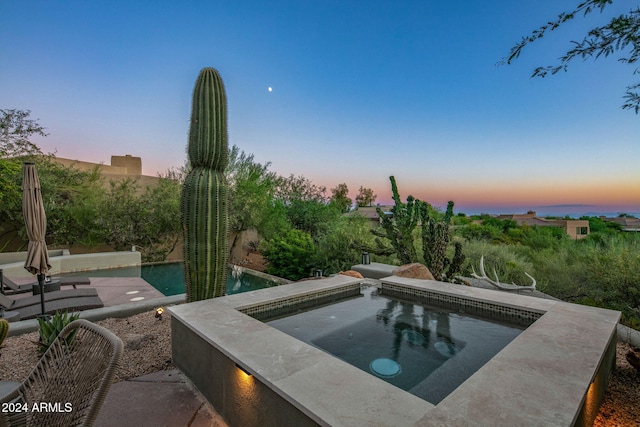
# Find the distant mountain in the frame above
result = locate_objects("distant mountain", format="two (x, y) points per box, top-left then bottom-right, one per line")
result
(535, 205), (639, 218)
(457, 204), (639, 218)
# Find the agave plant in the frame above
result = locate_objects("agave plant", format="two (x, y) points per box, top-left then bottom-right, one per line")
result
(37, 311), (79, 353)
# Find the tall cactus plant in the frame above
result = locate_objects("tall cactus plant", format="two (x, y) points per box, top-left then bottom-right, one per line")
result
(353, 176), (464, 281)
(371, 176), (419, 264)
(420, 200), (465, 281)
(181, 68), (229, 302)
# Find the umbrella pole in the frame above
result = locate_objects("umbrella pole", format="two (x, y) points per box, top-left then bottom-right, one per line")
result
(38, 273), (46, 315)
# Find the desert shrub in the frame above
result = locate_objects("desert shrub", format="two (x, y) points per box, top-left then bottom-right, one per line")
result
(524, 245), (585, 300)
(460, 240), (534, 286)
(456, 223), (506, 243)
(262, 229), (316, 281)
(574, 234), (640, 324)
(518, 225), (569, 251)
(313, 215), (378, 275)
(524, 233), (640, 327)
(581, 216), (622, 234)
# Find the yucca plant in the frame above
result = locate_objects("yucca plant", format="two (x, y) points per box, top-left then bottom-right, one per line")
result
(37, 311), (79, 353)
(181, 68), (229, 301)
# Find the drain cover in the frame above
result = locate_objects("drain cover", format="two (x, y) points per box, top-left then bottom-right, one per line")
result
(369, 358), (401, 378)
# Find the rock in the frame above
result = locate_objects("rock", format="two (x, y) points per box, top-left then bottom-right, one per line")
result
(125, 333), (156, 351)
(339, 270), (364, 279)
(626, 348), (640, 372)
(392, 263), (434, 280)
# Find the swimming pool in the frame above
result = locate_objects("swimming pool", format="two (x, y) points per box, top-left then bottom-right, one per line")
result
(267, 286), (524, 404)
(62, 262), (278, 296)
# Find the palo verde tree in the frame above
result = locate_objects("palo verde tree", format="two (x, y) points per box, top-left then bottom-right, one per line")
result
(505, 0), (640, 112)
(329, 183), (352, 213)
(0, 109), (47, 158)
(354, 176), (464, 281)
(226, 145), (282, 253)
(355, 186), (377, 207)
(181, 68), (229, 301)
(0, 109), (47, 227)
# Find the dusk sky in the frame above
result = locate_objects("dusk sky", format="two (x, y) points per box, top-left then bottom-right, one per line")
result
(1, 1), (638, 215)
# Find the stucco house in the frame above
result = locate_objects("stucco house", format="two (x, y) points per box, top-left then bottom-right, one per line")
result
(497, 211), (590, 239)
(346, 205), (394, 227)
(601, 216), (640, 232)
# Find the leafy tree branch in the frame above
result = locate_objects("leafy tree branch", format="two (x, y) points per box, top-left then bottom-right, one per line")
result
(504, 0), (640, 112)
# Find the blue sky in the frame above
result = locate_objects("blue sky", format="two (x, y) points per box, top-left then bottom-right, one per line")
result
(1, 0), (638, 215)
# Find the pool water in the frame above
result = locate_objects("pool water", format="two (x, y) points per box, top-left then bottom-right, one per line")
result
(62, 262), (277, 296)
(267, 286), (525, 404)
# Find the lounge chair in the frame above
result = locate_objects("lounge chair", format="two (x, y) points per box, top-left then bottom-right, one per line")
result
(0, 269), (91, 295)
(0, 288), (104, 320)
(0, 319), (123, 427)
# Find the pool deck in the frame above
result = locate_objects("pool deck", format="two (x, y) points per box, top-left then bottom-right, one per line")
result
(4, 275), (226, 427)
(6, 276), (165, 307)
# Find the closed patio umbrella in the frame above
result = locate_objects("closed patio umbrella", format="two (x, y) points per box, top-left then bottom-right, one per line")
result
(22, 162), (51, 316)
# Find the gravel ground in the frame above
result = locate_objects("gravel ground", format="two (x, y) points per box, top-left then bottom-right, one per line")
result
(1, 310), (638, 425)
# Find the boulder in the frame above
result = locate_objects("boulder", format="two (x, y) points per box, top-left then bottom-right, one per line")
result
(339, 270), (364, 279)
(392, 263), (435, 280)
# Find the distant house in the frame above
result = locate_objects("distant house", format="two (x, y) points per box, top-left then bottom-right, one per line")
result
(347, 205), (394, 227)
(601, 216), (640, 232)
(53, 154), (162, 190)
(497, 211), (590, 239)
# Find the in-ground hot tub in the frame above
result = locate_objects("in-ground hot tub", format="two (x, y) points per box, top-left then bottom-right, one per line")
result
(170, 275), (619, 426)
(266, 285), (527, 405)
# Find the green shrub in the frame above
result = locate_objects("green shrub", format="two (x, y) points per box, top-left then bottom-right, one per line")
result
(575, 234), (640, 324)
(518, 225), (569, 251)
(461, 240), (534, 285)
(313, 215), (377, 275)
(37, 311), (80, 353)
(262, 229), (317, 281)
(456, 223), (505, 243)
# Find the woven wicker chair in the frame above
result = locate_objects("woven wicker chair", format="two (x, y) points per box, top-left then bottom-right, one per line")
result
(0, 319), (123, 427)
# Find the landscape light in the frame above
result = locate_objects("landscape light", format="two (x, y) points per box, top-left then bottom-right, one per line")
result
(235, 363), (252, 377)
(155, 307), (165, 320)
(362, 252), (370, 265)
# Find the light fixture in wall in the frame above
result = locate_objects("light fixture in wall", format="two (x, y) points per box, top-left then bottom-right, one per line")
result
(235, 363), (252, 377)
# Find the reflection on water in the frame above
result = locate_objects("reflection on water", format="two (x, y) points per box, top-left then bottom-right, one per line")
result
(60, 262), (276, 296)
(376, 297), (463, 364)
(268, 286), (525, 404)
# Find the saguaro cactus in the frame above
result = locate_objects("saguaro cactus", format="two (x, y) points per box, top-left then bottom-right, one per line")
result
(181, 68), (229, 302)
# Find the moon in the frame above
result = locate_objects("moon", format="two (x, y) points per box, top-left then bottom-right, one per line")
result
(268, 87), (272, 92)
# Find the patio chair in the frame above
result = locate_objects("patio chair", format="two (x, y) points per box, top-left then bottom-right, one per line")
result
(0, 270), (91, 295)
(0, 319), (123, 427)
(0, 288), (104, 321)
